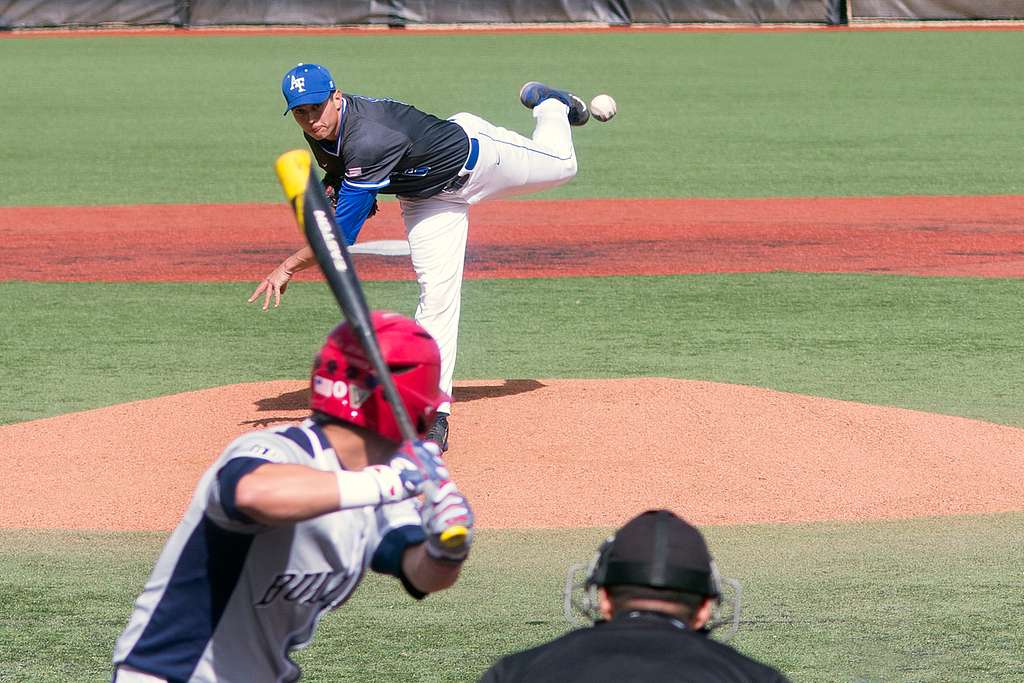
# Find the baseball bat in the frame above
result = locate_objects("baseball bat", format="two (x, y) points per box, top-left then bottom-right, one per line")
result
(274, 149), (468, 550)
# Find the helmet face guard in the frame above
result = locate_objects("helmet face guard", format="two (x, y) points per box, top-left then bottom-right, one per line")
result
(310, 312), (446, 442)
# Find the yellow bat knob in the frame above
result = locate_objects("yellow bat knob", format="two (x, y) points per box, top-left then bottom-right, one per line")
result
(439, 525), (469, 548)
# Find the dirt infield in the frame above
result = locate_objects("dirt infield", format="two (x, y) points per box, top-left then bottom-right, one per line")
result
(3, 195), (1022, 531)
(3, 379), (1023, 531)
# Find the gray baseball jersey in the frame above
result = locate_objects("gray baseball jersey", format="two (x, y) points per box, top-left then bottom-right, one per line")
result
(308, 93), (470, 199)
(112, 419), (425, 683)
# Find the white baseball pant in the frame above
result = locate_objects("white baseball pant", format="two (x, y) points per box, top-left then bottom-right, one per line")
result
(401, 100), (578, 414)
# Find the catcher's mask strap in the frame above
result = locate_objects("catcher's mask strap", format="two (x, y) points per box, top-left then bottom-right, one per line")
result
(651, 508), (669, 585)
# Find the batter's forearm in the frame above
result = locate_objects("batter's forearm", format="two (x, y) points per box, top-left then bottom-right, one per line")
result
(402, 544), (462, 594)
(234, 464), (340, 524)
(234, 462), (419, 525)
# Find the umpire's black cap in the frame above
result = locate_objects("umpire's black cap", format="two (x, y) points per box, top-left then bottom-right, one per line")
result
(590, 510), (720, 598)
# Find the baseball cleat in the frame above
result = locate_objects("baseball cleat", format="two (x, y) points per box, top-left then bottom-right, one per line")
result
(519, 81), (590, 126)
(427, 412), (449, 452)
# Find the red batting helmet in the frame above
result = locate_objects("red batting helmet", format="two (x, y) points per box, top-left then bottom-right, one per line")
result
(310, 312), (446, 442)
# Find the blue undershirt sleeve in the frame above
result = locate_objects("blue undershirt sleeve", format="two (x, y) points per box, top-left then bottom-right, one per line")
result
(335, 183), (379, 245)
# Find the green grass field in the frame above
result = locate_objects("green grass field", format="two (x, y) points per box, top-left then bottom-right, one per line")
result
(2, 28), (1023, 682)
(2, 515), (1022, 682)
(2, 30), (1024, 205)
(2, 275), (1023, 427)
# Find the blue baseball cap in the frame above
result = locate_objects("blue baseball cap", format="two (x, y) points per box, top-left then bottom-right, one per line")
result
(281, 63), (336, 115)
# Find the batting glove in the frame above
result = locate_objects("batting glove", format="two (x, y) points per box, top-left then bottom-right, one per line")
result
(389, 440), (450, 488)
(420, 480), (474, 563)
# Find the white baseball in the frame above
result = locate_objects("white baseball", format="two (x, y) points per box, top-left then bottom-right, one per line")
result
(590, 94), (617, 122)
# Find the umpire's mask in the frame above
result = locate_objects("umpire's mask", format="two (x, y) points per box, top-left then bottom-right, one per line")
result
(563, 509), (742, 641)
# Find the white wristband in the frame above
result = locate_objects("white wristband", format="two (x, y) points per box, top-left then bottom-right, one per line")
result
(335, 470), (383, 509)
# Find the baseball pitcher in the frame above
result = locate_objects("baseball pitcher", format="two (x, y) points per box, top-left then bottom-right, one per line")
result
(249, 63), (602, 453)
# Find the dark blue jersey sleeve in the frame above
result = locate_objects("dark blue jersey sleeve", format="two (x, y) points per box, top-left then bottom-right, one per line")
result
(336, 182), (380, 245)
(215, 456), (272, 524)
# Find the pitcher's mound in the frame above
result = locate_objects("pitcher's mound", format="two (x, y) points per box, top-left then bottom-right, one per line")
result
(2, 378), (1022, 530)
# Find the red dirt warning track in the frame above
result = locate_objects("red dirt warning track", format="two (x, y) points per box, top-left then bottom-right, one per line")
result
(2, 195), (1023, 282)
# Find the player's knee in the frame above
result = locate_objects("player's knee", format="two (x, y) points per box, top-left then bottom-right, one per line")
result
(552, 155), (577, 184)
(565, 155), (578, 179)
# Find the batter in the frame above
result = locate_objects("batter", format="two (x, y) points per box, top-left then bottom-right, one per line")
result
(112, 313), (473, 682)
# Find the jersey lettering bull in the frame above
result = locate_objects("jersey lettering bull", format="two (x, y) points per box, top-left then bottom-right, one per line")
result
(308, 94), (470, 198)
(112, 420), (425, 683)
(255, 569), (358, 608)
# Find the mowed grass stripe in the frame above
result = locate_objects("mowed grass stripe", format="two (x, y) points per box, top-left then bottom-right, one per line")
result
(1, 274), (1022, 426)
(2, 30), (1023, 205)
(2, 513), (1021, 682)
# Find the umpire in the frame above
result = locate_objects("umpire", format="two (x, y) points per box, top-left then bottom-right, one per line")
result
(477, 510), (790, 683)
